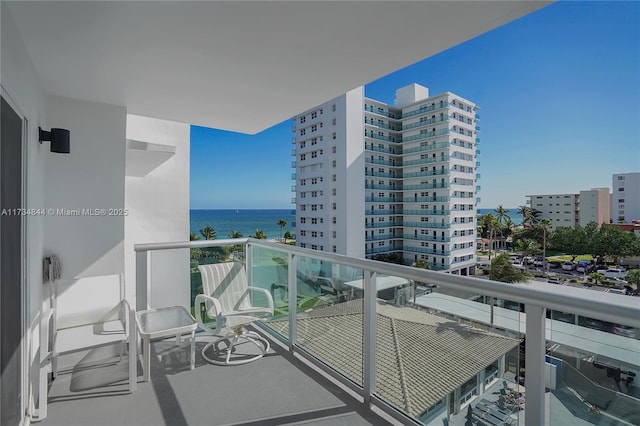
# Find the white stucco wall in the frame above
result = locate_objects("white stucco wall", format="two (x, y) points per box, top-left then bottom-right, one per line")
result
(336, 87), (365, 258)
(1, 1), (48, 326)
(125, 115), (190, 309)
(43, 96), (127, 281)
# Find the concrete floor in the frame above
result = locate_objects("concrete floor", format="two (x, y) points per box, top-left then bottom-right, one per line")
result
(39, 331), (394, 426)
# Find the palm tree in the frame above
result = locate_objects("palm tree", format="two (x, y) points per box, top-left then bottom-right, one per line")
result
(488, 217), (501, 260)
(253, 229), (267, 239)
(517, 205), (530, 226)
(283, 230), (293, 244)
(200, 226), (216, 240)
(517, 205), (541, 226)
(229, 230), (243, 239)
(495, 205), (509, 226)
(190, 232), (200, 241)
(502, 217), (515, 238)
(277, 219), (287, 242)
(538, 219), (552, 269)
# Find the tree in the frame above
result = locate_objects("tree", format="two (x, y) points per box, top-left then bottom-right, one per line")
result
(517, 205), (541, 226)
(190, 232), (200, 241)
(277, 219), (287, 241)
(488, 216), (501, 260)
(538, 219), (552, 266)
(253, 229), (267, 239)
(283, 230), (293, 243)
(489, 254), (531, 283)
(229, 230), (243, 239)
(626, 270), (640, 289)
(200, 225), (216, 240)
(590, 272), (604, 286)
(494, 205), (510, 237)
(502, 217), (515, 239)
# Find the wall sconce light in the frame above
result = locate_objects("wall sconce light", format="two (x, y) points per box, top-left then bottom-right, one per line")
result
(39, 127), (70, 154)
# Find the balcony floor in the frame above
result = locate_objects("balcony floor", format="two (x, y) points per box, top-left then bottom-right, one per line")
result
(40, 330), (394, 426)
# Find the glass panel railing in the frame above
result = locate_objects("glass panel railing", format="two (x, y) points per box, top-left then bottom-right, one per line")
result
(293, 256), (365, 386)
(547, 306), (640, 425)
(375, 281), (523, 425)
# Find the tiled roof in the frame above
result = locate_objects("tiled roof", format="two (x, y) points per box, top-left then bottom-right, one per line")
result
(268, 300), (519, 417)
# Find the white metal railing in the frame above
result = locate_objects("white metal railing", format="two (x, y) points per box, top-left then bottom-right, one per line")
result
(134, 238), (640, 426)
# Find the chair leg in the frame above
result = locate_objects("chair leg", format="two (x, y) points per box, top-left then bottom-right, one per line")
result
(51, 353), (58, 381)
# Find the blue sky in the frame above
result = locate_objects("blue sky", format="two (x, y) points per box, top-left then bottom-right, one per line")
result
(191, 1), (640, 210)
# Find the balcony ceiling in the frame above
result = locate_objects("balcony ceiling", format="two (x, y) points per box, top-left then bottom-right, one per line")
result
(6, 1), (549, 134)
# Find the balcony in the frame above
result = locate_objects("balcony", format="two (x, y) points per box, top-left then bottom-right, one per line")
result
(403, 221), (450, 229)
(402, 115), (449, 131)
(40, 238), (640, 426)
(402, 234), (451, 243)
(403, 169), (449, 179)
(366, 209), (401, 216)
(365, 221), (403, 228)
(403, 196), (450, 203)
(403, 209), (450, 216)
(402, 102), (450, 119)
(402, 128), (450, 143)
(402, 156), (449, 166)
(403, 141), (451, 155)
(402, 246), (450, 256)
(402, 182), (449, 190)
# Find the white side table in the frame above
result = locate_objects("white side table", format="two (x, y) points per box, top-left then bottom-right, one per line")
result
(135, 306), (197, 381)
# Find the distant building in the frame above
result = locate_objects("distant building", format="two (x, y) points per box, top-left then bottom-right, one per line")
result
(611, 172), (640, 223)
(292, 83), (480, 274)
(579, 187), (610, 226)
(526, 193), (579, 230)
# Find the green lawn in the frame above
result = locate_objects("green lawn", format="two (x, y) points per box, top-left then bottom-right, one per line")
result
(546, 254), (594, 262)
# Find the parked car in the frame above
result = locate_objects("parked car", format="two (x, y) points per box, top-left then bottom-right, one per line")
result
(533, 257), (545, 267)
(549, 261), (561, 269)
(576, 260), (592, 273)
(609, 287), (627, 295)
(561, 261), (575, 271)
(547, 277), (561, 284)
(597, 268), (627, 279)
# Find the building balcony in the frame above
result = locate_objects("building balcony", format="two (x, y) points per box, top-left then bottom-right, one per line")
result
(365, 234), (400, 241)
(365, 246), (403, 255)
(402, 115), (449, 131)
(365, 145), (402, 155)
(364, 106), (402, 119)
(403, 182), (449, 190)
(365, 171), (403, 179)
(403, 169), (449, 178)
(365, 196), (401, 203)
(402, 246), (450, 256)
(403, 209), (450, 216)
(366, 221), (403, 228)
(402, 156), (449, 166)
(366, 209), (402, 216)
(365, 121), (403, 131)
(366, 158), (400, 166)
(402, 234), (451, 243)
(40, 238), (640, 426)
(403, 221), (450, 229)
(365, 133), (401, 143)
(402, 128), (450, 143)
(403, 196), (450, 203)
(402, 101), (450, 119)
(365, 183), (402, 191)
(403, 141), (451, 155)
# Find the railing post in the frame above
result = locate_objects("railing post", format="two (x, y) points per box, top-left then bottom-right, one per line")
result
(136, 250), (149, 311)
(363, 270), (377, 405)
(288, 253), (297, 351)
(525, 304), (547, 426)
(246, 243), (252, 285)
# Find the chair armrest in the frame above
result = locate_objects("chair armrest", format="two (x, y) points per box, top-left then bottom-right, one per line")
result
(195, 294), (223, 335)
(247, 286), (274, 315)
(120, 298), (134, 337)
(40, 308), (56, 364)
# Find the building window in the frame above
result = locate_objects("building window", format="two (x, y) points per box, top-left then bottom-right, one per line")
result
(300, 129), (306, 136)
(311, 218), (317, 224)
(311, 205), (317, 211)
(618, 187), (624, 191)
(332, 118), (336, 126)
(311, 124), (317, 132)
(333, 203), (336, 210)
(332, 175), (336, 182)
(618, 176), (625, 180)
(300, 218), (306, 224)
(332, 160), (336, 167)
(311, 111), (317, 119)
(311, 151), (318, 159)
(332, 132), (336, 140)
(300, 230), (306, 236)
(332, 217), (336, 224)
(311, 231), (317, 238)
(332, 146), (336, 154)
(311, 245), (318, 250)
(300, 154), (306, 161)
(332, 104), (336, 112)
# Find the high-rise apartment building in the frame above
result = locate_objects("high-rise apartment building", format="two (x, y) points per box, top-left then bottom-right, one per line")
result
(292, 84), (480, 275)
(526, 193), (580, 230)
(579, 188), (610, 226)
(612, 172), (640, 223)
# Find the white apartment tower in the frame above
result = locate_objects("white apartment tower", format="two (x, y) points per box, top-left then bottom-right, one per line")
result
(579, 188), (610, 226)
(292, 84), (480, 275)
(526, 193), (580, 230)
(612, 172), (640, 223)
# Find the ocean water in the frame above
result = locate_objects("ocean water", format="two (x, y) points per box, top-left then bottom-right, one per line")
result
(191, 208), (521, 241)
(190, 209), (295, 240)
(477, 208), (522, 225)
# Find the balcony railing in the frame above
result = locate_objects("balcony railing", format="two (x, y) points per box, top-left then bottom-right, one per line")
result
(402, 156), (449, 166)
(135, 239), (640, 426)
(402, 101), (449, 119)
(402, 234), (450, 243)
(403, 221), (450, 229)
(403, 141), (451, 155)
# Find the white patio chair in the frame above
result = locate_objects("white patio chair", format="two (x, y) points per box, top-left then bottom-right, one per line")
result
(195, 262), (274, 365)
(39, 274), (136, 418)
